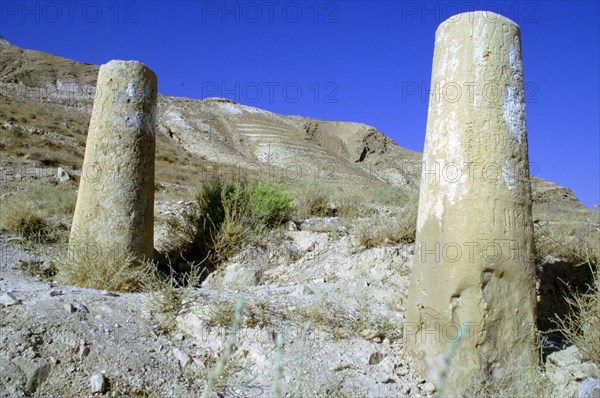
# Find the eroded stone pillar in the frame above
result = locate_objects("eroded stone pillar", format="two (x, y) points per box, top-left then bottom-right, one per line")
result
(406, 11), (537, 393)
(69, 60), (157, 262)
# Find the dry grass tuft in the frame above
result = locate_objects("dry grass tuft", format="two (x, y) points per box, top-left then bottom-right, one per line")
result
(56, 227), (153, 292)
(463, 360), (554, 398)
(293, 185), (330, 219)
(350, 203), (417, 252)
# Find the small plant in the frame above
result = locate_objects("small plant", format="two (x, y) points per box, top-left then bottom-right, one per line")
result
(11, 126), (24, 137)
(294, 321), (313, 398)
(273, 333), (284, 398)
(206, 301), (236, 328)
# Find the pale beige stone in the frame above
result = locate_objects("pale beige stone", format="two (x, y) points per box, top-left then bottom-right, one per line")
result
(405, 11), (537, 394)
(69, 60), (157, 262)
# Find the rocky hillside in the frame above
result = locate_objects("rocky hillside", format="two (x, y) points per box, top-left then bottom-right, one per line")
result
(0, 35), (584, 208)
(0, 36), (421, 194)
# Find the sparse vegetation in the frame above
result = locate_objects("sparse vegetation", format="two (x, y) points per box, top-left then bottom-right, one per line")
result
(534, 205), (600, 266)
(350, 203), (418, 251)
(18, 259), (58, 281)
(534, 206), (599, 364)
(202, 295), (245, 398)
(462, 360), (554, 398)
(297, 294), (402, 341)
(142, 260), (205, 333)
(166, 178), (293, 268)
(293, 185), (330, 219)
(0, 183), (76, 243)
(553, 263), (600, 364)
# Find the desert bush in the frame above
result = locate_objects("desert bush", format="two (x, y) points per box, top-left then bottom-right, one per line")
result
(248, 183), (293, 227)
(168, 178), (293, 268)
(211, 216), (248, 264)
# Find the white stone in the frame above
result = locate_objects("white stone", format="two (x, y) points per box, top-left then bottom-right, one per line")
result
(90, 373), (107, 393)
(173, 348), (192, 369)
(0, 292), (19, 306)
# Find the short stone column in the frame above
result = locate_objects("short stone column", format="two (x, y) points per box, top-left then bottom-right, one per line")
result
(405, 11), (537, 393)
(69, 60), (157, 263)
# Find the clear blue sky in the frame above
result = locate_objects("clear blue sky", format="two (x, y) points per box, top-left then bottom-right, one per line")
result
(1, 1), (598, 206)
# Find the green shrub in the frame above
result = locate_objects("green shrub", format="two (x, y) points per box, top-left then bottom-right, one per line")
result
(248, 183), (293, 227)
(169, 178), (292, 268)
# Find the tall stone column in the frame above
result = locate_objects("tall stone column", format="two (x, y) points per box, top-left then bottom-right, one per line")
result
(69, 60), (157, 263)
(406, 11), (537, 393)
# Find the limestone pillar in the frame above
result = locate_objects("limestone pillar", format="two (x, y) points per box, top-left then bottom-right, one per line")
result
(69, 60), (157, 263)
(406, 11), (537, 393)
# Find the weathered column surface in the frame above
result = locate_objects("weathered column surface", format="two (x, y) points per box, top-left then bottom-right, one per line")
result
(406, 11), (537, 393)
(70, 60), (157, 262)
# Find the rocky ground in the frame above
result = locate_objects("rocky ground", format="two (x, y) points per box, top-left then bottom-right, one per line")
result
(1, 208), (599, 397)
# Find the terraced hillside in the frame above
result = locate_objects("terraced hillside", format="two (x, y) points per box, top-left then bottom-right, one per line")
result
(0, 35), (584, 208)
